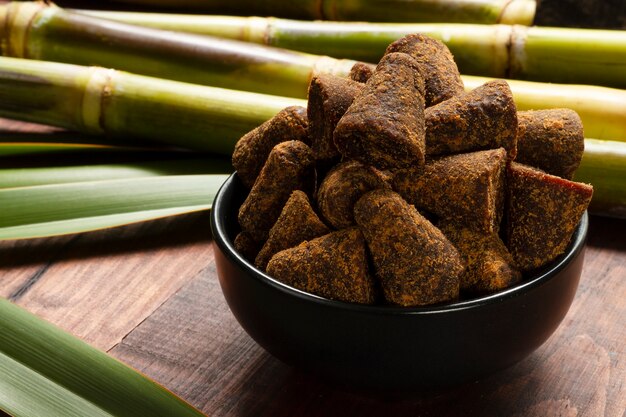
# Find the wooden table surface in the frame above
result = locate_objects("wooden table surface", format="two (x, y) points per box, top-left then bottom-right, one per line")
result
(1, 117), (625, 416)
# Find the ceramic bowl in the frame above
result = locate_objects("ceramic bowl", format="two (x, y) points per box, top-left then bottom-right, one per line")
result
(211, 173), (588, 390)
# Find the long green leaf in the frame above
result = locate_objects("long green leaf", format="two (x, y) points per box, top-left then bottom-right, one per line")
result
(0, 175), (227, 240)
(0, 297), (205, 417)
(0, 158), (232, 188)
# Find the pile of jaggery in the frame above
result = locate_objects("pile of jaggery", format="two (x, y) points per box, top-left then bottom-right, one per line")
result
(231, 34), (593, 307)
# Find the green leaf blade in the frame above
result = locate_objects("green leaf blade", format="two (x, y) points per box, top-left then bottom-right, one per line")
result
(0, 298), (205, 417)
(0, 175), (228, 240)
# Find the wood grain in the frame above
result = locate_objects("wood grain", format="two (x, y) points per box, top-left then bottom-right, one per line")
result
(107, 216), (626, 416)
(0, 212), (214, 350)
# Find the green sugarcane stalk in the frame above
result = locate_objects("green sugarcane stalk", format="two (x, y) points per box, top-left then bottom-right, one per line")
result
(79, 8), (626, 89)
(0, 2), (357, 99)
(2, 4), (626, 143)
(574, 139), (626, 219)
(101, 0), (537, 24)
(0, 56), (306, 153)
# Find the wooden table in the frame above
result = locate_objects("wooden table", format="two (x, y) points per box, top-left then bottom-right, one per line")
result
(2, 116), (625, 416)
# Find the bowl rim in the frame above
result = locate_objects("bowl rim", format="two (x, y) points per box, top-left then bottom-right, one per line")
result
(211, 173), (588, 316)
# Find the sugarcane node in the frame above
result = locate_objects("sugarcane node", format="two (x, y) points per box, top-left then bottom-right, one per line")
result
(385, 33), (464, 107)
(226, 32), (593, 306)
(333, 52), (426, 171)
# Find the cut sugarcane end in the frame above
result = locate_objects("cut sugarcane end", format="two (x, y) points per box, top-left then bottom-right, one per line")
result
(499, 0), (536, 25)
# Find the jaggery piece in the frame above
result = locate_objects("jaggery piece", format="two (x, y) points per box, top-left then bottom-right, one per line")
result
(307, 75), (364, 162)
(266, 228), (377, 304)
(393, 148), (507, 234)
(255, 190), (330, 271)
(232, 106), (309, 188)
(334, 52), (426, 171)
(425, 80), (518, 158)
(234, 231), (263, 263)
(349, 61), (375, 83)
(354, 189), (463, 307)
(439, 221), (522, 294)
(385, 33), (464, 107)
(317, 160), (390, 229)
(238, 140), (315, 242)
(516, 109), (585, 179)
(506, 162), (593, 272)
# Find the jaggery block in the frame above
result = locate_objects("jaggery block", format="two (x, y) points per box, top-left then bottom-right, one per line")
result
(234, 231), (263, 263)
(425, 80), (518, 158)
(232, 106), (309, 188)
(354, 189), (463, 307)
(439, 221), (522, 294)
(255, 190), (330, 271)
(317, 160), (390, 229)
(334, 52), (426, 171)
(516, 109), (585, 179)
(385, 33), (464, 107)
(307, 75), (364, 161)
(506, 162), (593, 272)
(238, 140), (315, 242)
(393, 148), (507, 234)
(349, 61), (375, 83)
(266, 228), (377, 304)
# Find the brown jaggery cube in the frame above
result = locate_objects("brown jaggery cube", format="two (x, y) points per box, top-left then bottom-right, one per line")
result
(516, 109), (585, 179)
(238, 140), (315, 242)
(439, 221), (522, 294)
(232, 106), (309, 188)
(425, 80), (518, 158)
(255, 190), (330, 271)
(506, 162), (593, 272)
(333, 52), (426, 171)
(349, 61), (375, 83)
(354, 189), (463, 307)
(317, 160), (390, 229)
(393, 148), (507, 234)
(385, 33), (464, 107)
(234, 231), (263, 263)
(307, 75), (364, 162)
(266, 228), (378, 304)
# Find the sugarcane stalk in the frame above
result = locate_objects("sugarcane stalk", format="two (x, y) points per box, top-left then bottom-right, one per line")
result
(3, 4), (626, 143)
(105, 0), (537, 24)
(0, 56), (306, 153)
(0, 2), (357, 99)
(80, 8), (626, 89)
(574, 139), (626, 219)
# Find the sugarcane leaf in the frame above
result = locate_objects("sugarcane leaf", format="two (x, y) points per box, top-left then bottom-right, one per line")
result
(0, 175), (228, 240)
(0, 142), (114, 157)
(0, 297), (205, 417)
(0, 158), (232, 188)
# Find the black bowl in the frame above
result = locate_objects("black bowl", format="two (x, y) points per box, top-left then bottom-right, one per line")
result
(211, 174), (588, 390)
